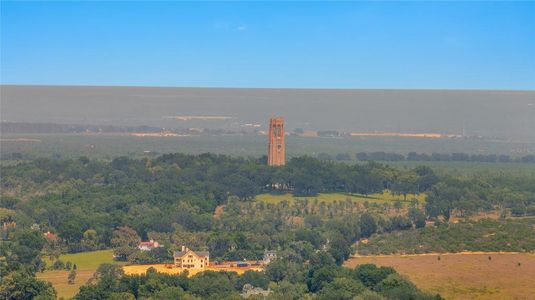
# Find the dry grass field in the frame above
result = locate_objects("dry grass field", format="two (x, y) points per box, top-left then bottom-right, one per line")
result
(36, 269), (95, 299)
(344, 253), (535, 300)
(123, 264), (263, 277)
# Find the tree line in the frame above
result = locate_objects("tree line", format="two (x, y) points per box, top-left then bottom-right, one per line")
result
(315, 151), (535, 163)
(71, 258), (441, 300)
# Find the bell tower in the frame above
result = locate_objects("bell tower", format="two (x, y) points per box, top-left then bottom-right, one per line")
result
(268, 117), (285, 166)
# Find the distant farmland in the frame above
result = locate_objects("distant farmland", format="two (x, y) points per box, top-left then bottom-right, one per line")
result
(2, 133), (535, 160)
(2, 85), (534, 141)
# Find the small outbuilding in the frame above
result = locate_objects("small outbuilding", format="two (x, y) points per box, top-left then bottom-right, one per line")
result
(138, 239), (162, 251)
(263, 250), (277, 264)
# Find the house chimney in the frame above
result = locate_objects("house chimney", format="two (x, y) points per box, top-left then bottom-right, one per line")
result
(181, 246), (185, 252)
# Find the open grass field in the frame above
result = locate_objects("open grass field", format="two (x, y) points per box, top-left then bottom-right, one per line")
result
(255, 190), (426, 204)
(42, 249), (122, 269)
(38, 250), (125, 299)
(344, 253), (535, 300)
(36, 269), (95, 299)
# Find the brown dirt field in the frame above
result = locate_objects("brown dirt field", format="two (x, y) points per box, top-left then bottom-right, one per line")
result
(122, 264), (263, 277)
(213, 204), (226, 218)
(36, 269), (95, 299)
(344, 253), (535, 300)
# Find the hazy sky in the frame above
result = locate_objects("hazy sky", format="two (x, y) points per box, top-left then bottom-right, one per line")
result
(2, 1), (534, 89)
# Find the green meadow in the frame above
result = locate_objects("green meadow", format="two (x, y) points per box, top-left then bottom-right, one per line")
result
(255, 190), (426, 204)
(42, 249), (122, 270)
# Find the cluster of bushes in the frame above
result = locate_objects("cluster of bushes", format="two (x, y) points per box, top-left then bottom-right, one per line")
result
(49, 259), (77, 271)
(358, 219), (535, 255)
(511, 204), (535, 217)
(0, 230), (57, 299)
(406, 152), (535, 163)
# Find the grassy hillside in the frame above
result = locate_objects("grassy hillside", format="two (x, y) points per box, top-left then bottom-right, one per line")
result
(344, 253), (535, 300)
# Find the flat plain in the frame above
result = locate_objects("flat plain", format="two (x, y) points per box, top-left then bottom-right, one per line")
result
(3, 133), (535, 161)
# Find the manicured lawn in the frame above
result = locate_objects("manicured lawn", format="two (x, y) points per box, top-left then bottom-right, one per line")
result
(39, 250), (125, 299)
(255, 190), (425, 204)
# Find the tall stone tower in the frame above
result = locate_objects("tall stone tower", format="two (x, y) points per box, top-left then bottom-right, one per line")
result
(268, 117), (286, 166)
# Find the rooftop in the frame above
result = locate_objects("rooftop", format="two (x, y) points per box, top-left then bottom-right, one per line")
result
(174, 249), (209, 258)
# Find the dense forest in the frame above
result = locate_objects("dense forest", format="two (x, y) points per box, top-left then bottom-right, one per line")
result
(1, 153), (534, 299)
(2, 154), (534, 246)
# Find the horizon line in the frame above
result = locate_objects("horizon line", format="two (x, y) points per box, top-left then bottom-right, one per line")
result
(2, 83), (534, 93)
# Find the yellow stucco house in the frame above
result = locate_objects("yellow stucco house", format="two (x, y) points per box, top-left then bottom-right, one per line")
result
(173, 246), (209, 269)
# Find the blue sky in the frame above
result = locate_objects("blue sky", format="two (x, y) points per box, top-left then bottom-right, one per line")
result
(1, 1), (534, 89)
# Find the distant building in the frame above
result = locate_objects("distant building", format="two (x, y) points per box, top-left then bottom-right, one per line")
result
(174, 246), (209, 269)
(43, 231), (59, 241)
(263, 250), (277, 264)
(268, 117), (285, 166)
(138, 239), (162, 251)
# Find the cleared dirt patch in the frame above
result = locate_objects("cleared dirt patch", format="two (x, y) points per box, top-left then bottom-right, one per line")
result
(344, 253), (535, 300)
(213, 204), (226, 218)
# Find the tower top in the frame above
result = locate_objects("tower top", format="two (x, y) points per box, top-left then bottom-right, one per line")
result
(267, 117), (285, 166)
